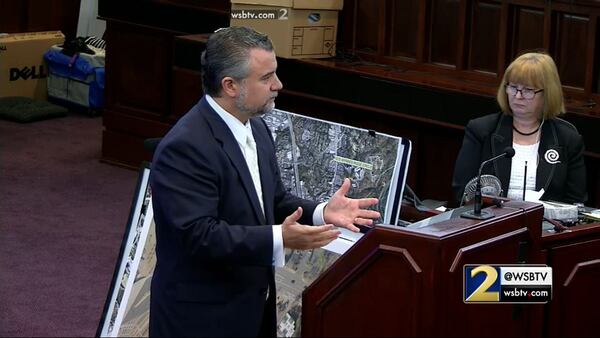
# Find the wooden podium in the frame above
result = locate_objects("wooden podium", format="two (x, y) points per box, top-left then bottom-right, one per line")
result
(542, 220), (600, 337)
(301, 201), (600, 337)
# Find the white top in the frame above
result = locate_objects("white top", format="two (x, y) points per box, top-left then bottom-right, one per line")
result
(507, 142), (540, 200)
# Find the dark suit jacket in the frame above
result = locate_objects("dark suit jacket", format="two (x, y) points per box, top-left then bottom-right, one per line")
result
(452, 112), (586, 205)
(149, 97), (318, 337)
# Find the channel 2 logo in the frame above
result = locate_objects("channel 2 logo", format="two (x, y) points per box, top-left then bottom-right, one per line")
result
(464, 265), (552, 303)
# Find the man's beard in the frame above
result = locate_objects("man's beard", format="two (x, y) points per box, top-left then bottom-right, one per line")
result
(235, 86), (276, 119)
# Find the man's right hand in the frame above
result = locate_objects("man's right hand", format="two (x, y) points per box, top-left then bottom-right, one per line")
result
(281, 207), (340, 250)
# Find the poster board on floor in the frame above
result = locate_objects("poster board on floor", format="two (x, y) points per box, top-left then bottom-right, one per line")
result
(96, 162), (155, 337)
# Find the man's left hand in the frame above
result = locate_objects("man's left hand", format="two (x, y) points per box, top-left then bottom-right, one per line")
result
(324, 178), (381, 232)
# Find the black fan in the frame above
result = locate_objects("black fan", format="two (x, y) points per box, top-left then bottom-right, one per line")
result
(461, 174), (502, 205)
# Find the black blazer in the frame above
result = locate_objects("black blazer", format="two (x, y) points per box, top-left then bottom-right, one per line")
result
(149, 97), (318, 337)
(452, 112), (586, 205)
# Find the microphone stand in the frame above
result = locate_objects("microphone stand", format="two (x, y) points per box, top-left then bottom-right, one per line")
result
(522, 161), (527, 201)
(473, 178), (484, 215)
(461, 147), (514, 220)
(461, 167), (495, 220)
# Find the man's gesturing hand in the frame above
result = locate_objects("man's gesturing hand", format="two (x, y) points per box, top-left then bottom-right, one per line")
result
(282, 207), (340, 250)
(324, 178), (381, 232)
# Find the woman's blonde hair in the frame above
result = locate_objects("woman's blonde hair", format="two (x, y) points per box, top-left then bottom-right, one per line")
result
(497, 52), (565, 119)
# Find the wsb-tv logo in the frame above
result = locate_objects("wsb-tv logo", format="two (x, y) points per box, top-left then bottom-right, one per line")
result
(464, 265), (552, 303)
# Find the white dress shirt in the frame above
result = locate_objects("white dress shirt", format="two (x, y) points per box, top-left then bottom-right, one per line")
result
(206, 95), (326, 267)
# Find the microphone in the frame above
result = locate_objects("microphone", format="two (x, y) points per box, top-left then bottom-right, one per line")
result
(461, 146), (515, 220)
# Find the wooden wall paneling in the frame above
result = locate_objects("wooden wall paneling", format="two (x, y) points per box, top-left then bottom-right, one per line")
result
(102, 108), (171, 139)
(99, 0), (229, 169)
(170, 34), (205, 121)
(102, 127), (154, 167)
(54, 0), (81, 40)
(25, 1), (54, 32)
(429, 0), (460, 67)
(377, 0), (386, 55)
(509, 5), (545, 59)
(385, 0), (419, 59)
(456, 0), (473, 71)
(416, 0), (428, 63)
(25, 0), (80, 39)
(355, 0), (381, 53)
(170, 67), (202, 121)
(543, 1), (552, 50)
(468, 0), (502, 74)
(596, 16), (600, 94)
(456, 0), (469, 71)
(496, 0), (509, 75)
(98, 0), (228, 34)
(333, 0), (600, 115)
(553, 12), (589, 89)
(384, 0), (395, 57)
(565, 110), (600, 207)
(104, 22), (171, 118)
(0, 0), (79, 38)
(94, 0), (600, 204)
(56, 0), (81, 40)
(156, 0), (230, 13)
(0, 0), (26, 32)
(584, 13), (597, 95)
(587, 15), (598, 95)
(101, 109), (172, 167)
(417, 125), (463, 203)
(337, 0), (356, 53)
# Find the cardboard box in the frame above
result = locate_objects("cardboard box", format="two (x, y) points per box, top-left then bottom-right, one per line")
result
(230, 0), (343, 59)
(0, 31), (65, 100)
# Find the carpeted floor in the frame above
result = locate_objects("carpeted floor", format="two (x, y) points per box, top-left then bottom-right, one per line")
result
(0, 113), (139, 337)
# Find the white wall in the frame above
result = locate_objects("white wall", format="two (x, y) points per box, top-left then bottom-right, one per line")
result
(76, 0), (106, 38)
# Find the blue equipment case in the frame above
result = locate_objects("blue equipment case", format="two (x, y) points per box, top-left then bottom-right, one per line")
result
(43, 45), (105, 115)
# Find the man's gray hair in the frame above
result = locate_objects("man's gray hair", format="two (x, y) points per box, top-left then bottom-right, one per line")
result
(201, 26), (274, 96)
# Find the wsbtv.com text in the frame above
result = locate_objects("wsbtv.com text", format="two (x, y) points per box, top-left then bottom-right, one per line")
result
(230, 9), (289, 20)
(501, 286), (551, 302)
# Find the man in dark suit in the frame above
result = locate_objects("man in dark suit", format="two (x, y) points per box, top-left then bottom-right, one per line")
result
(149, 26), (381, 337)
